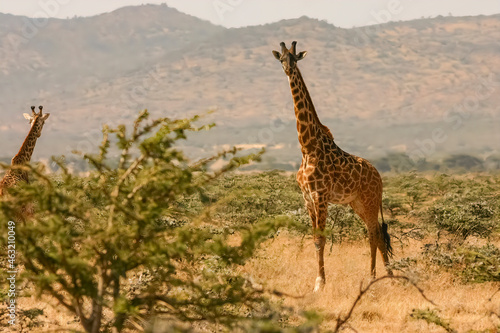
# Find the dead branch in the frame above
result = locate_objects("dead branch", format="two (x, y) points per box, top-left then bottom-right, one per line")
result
(334, 275), (435, 333)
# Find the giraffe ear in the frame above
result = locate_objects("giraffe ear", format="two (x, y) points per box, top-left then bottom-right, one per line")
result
(296, 51), (307, 61)
(23, 113), (33, 122)
(272, 50), (281, 60)
(41, 113), (50, 121)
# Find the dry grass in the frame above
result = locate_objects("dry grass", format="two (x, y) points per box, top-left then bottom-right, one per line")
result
(5, 204), (500, 333)
(3, 232), (499, 332)
(243, 232), (500, 333)
(1, 296), (80, 332)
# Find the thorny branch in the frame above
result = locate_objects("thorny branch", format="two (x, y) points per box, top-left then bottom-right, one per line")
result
(488, 288), (500, 320)
(334, 275), (435, 333)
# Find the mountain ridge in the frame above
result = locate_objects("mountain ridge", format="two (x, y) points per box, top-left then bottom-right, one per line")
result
(0, 5), (499, 169)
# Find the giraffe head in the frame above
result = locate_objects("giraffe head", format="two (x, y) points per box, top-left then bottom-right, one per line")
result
(23, 106), (50, 137)
(272, 41), (307, 76)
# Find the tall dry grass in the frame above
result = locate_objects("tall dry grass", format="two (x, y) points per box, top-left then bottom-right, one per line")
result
(243, 233), (500, 332)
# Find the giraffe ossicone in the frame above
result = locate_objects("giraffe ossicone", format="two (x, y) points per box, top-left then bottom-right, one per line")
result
(273, 41), (393, 292)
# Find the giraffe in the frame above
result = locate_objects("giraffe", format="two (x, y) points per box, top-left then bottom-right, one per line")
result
(0, 106), (50, 200)
(272, 41), (392, 292)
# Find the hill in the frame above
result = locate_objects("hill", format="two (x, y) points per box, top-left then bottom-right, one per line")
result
(0, 6), (499, 169)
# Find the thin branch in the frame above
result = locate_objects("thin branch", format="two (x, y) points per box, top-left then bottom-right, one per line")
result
(334, 275), (435, 333)
(108, 154), (146, 229)
(267, 289), (306, 299)
(89, 265), (106, 333)
(112, 154), (146, 198)
(24, 254), (81, 317)
(488, 287), (500, 302)
(488, 288), (500, 320)
(243, 276), (306, 299)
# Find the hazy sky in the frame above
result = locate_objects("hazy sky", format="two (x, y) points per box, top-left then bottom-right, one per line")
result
(0, 0), (499, 28)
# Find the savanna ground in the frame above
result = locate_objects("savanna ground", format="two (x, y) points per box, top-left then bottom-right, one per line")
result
(3, 168), (499, 332)
(222, 171), (500, 332)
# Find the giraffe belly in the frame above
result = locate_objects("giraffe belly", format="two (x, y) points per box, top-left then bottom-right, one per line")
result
(327, 191), (357, 205)
(325, 172), (360, 204)
(297, 169), (358, 205)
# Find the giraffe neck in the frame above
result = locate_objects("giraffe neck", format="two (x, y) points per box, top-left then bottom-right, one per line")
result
(288, 67), (333, 153)
(11, 123), (41, 165)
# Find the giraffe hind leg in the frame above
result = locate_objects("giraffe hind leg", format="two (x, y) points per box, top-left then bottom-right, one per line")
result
(369, 231), (378, 278)
(350, 198), (392, 278)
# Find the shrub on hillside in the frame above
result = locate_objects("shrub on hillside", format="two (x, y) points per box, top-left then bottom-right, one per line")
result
(443, 154), (484, 171)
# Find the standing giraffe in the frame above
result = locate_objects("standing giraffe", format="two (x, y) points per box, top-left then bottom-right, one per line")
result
(272, 42), (392, 292)
(0, 106), (50, 198)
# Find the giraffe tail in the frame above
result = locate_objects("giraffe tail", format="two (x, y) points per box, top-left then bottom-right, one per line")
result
(380, 203), (393, 257)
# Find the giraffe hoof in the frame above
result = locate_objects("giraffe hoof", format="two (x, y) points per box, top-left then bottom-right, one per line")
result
(313, 277), (325, 293)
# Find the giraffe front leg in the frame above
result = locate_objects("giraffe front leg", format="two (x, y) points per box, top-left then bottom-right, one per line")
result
(313, 201), (328, 293)
(313, 233), (326, 292)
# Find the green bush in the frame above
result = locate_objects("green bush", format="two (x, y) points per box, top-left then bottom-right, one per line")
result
(427, 200), (496, 240)
(422, 243), (500, 283)
(410, 308), (455, 333)
(382, 193), (408, 217)
(202, 171), (370, 244)
(383, 172), (433, 212)
(422, 243), (460, 269)
(326, 205), (367, 245)
(203, 170), (304, 227)
(0, 111), (318, 333)
(460, 244), (500, 283)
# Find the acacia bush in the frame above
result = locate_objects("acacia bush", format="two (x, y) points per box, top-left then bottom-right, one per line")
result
(382, 192), (408, 217)
(460, 244), (500, 283)
(427, 196), (497, 240)
(384, 172), (433, 211)
(0, 111), (319, 333)
(410, 308), (455, 333)
(326, 205), (367, 244)
(200, 171), (370, 243)
(202, 170), (304, 227)
(422, 242), (500, 283)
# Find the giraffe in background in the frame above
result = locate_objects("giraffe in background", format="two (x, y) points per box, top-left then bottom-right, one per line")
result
(0, 106), (50, 200)
(272, 42), (392, 292)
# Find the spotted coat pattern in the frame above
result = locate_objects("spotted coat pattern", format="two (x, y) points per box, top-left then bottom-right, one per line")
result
(273, 42), (392, 292)
(0, 106), (50, 219)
